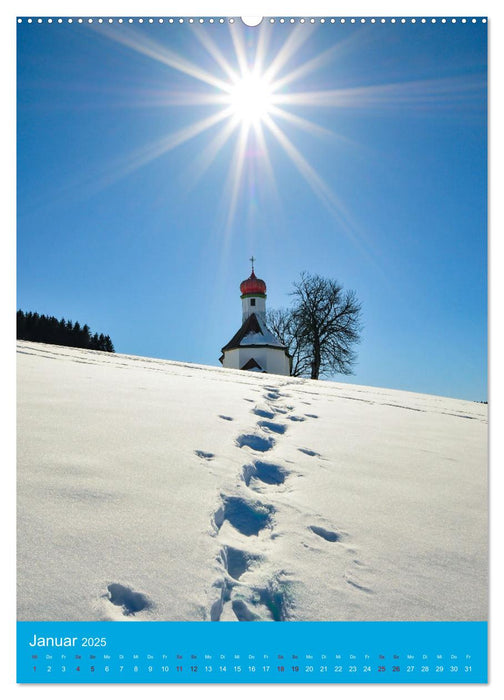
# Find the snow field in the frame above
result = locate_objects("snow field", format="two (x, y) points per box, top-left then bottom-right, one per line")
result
(17, 341), (487, 622)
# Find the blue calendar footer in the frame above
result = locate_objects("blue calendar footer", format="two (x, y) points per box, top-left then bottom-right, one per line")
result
(17, 620), (487, 683)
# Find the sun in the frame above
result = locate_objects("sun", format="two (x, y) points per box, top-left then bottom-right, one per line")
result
(228, 71), (274, 125)
(94, 22), (403, 236)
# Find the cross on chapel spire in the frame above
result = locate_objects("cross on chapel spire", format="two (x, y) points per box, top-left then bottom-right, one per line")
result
(250, 255), (255, 273)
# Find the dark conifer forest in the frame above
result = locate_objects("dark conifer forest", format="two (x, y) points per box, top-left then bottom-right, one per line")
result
(17, 310), (115, 352)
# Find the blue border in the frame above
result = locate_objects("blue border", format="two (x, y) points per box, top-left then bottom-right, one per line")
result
(17, 621), (487, 683)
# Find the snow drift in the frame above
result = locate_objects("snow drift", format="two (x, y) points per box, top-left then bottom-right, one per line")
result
(17, 341), (487, 622)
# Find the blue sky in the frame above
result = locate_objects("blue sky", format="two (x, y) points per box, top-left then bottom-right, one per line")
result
(17, 16), (487, 400)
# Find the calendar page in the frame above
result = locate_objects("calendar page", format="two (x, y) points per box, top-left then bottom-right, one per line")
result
(16, 6), (488, 685)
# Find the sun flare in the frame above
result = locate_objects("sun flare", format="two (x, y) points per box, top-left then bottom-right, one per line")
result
(228, 72), (274, 125)
(92, 21), (484, 241)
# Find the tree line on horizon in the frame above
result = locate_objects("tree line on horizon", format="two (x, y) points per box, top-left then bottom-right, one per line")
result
(17, 310), (115, 353)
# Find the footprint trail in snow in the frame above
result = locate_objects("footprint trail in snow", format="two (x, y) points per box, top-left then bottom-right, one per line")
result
(207, 380), (372, 621)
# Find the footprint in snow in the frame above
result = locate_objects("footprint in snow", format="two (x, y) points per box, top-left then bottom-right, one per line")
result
(236, 433), (275, 452)
(309, 525), (341, 542)
(214, 496), (274, 536)
(257, 420), (287, 435)
(195, 450), (214, 460)
(344, 574), (374, 595)
(234, 576), (290, 622)
(232, 599), (260, 621)
(220, 545), (260, 580)
(252, 407), (276, 419)
(298, 447), (320, 457)
(254, 579), (290, 621)
(242, 461), (288, 486)
(106, 583), (152, 616)
(219, 415), (234, 421)
(210, 579), (232, 622)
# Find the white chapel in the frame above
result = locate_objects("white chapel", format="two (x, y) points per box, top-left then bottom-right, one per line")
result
(219, 259), (291, 375)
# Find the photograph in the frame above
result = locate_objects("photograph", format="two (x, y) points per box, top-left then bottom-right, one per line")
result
(17, 13), (487, 634)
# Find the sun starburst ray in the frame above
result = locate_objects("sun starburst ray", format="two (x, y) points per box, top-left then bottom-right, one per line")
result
(223, 123), (250, 234)
(92, 108), (234, 194)
(252, 121), (280, 207)
(93, 25), (231, 92)
(270, 30), (371, 92)
(133, 91), (233, 107)
(262, 114), (361, 242)
(229, 23), (250, 75)
(263, 114), (387, 270)
(268, 105), (335, 139)
(182, 118), (240, 188)
(254, 22), (273, 75)
(270, 44), (340, 92)
(191, 27), (240, 84)
(273, 75), (486, 110)
(262, 23), (316, 84)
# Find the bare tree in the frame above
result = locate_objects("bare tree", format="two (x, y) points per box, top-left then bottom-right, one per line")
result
(266, 308), (312, 377)
(269, 273), (362, 380)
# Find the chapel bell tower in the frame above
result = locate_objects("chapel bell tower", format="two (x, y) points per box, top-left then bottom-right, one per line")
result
(219, 257), (291, 376)
(240, 257), (267, 323)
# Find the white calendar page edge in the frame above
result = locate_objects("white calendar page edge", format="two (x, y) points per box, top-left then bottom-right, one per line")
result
(2, 1), (500, 698)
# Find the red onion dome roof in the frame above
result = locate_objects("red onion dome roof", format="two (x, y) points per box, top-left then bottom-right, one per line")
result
(240, 270), (266, 295)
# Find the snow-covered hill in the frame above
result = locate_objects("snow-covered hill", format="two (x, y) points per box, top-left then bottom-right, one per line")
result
(17, 341), (487, 622)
